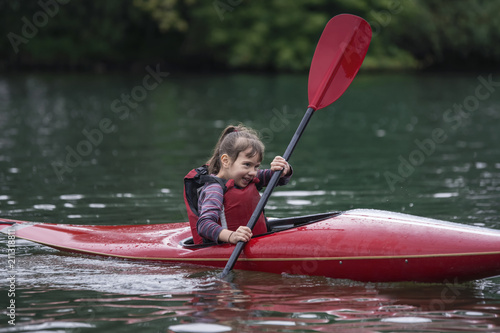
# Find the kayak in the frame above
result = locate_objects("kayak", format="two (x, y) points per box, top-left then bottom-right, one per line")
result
(2, 209), (500, 283)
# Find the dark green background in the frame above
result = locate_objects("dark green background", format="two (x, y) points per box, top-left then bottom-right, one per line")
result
(2, 0), (500, 72)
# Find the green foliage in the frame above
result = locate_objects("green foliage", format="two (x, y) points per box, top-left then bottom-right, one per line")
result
(1, 0), (500, 71)
(1, 0), (177, 71)
(190, 1), (332, 71)
(389, 0), (500, 69)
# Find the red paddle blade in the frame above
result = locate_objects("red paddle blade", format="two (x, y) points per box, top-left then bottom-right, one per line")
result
(308, 14), (372, 111)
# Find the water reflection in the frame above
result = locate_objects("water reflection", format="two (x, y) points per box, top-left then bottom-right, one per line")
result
(8, 266), (500, 332)
(2, 232), (500, 332)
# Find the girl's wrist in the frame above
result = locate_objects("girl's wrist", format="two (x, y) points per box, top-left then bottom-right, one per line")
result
(228, 231), (234, 243)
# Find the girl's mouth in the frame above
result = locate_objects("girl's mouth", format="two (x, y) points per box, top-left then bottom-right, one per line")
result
(241, 176), (252, 185)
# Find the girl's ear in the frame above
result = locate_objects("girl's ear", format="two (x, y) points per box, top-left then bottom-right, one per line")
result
(220, 154), (231, 168)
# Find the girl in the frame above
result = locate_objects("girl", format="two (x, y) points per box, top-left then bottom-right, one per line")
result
(184, 124), (292, 245)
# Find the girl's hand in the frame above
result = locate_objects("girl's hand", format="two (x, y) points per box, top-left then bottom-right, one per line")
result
(270, 156), (290, 177)
(228, 226), (252, 244)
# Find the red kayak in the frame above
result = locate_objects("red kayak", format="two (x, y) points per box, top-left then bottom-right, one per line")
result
(2, 209), (500, 282)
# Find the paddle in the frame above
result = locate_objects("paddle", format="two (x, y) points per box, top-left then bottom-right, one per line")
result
(219, 14), (372, 279)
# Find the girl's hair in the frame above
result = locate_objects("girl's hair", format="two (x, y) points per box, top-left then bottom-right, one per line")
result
(207, 124), (265, 175)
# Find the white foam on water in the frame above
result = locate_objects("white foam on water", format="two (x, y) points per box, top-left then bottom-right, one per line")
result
(60, 194), (84, 200)
(381, 317), (431, 323)
(34, 204), (56, 210)
(168, 323), (232, 333)
(89, 203), (106, 208)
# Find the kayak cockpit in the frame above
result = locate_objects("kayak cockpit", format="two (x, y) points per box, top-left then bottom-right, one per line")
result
(179, 211), (341, 248)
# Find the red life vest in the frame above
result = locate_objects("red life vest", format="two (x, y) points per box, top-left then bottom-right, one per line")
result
(184, 166), (268, 244)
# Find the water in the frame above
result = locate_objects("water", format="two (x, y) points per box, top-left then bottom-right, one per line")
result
(1, 71), (500, 332)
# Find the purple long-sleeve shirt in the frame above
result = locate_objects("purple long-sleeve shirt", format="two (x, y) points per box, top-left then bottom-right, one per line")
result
(197, 168), (292, 243)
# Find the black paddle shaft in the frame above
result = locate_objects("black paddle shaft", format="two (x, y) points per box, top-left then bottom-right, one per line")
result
(220, 107), (315, 278)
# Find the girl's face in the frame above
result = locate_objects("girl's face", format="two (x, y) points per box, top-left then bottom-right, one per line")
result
(217, 148), (261, 188)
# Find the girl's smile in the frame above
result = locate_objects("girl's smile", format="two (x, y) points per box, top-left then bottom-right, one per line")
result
(217, 148), (261, 188)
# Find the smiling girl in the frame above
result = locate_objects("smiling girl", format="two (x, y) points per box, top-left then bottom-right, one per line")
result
(184, 124), (292, 245)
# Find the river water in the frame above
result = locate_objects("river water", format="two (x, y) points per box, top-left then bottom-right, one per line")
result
(1, 71), (500, 332)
